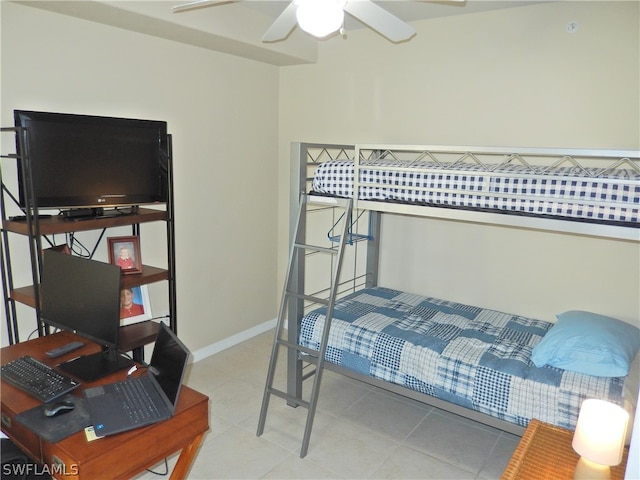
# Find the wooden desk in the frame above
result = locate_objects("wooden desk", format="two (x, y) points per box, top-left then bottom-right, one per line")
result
(501, 419), (629, 480)
(1, 331), (209, 479)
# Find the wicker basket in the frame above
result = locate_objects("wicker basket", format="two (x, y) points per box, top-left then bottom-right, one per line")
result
(501, 419), (629, 480)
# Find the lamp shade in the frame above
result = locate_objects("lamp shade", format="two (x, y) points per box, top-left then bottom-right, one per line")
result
(296, 0), (344, 38)
(572, 399), (629, 466)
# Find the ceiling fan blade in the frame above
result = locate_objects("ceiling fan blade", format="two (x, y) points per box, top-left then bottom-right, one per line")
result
(344, 0), (416, 42)
(261, 1), (299, 43)
(172, 0), (233, 14)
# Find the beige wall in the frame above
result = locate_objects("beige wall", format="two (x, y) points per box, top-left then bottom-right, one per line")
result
(1, 1), (638, 353)
(0, 2), (280, 351)
(278, 1), (640, 325)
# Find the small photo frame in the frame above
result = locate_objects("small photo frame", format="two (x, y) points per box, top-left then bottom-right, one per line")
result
(47, 244), (71, 255)
(108, 236), (142, 274)
(120, 285), (152, 326)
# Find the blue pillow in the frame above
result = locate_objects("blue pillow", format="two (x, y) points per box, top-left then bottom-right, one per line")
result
(531, 310), (640, 377)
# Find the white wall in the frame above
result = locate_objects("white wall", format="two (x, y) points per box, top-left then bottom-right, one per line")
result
(278, 1), (640, 325)
(0, 2), (280, 351)
(626, 388), (639, 480)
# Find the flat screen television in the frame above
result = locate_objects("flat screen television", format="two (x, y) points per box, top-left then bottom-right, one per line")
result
(14, 110), (168, 211)
(41, 249), (132, 381)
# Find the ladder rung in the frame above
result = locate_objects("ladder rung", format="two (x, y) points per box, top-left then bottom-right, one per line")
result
(306, 195), (350, 207)
(284, 291), (330, 305)
(276, 338), (320, 359)
(301, 367), (317, 381)
(293, 242), (338, 255)
(268, 387), (311, 409)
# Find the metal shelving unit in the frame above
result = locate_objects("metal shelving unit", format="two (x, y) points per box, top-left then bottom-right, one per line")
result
(0, 126), (177, 359)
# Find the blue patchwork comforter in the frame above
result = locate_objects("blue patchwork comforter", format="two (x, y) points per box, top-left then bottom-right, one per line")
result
(299, 287), (626, 430)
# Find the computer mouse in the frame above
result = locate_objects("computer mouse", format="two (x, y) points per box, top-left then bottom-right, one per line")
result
(43, 400), (75, 417)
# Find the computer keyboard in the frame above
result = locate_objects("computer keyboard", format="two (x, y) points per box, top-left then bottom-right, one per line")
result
(1, 355), (80, 402)
(114, 378), (162, 424)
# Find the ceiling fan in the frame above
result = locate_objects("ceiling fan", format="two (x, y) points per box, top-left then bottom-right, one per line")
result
(172, 0), (460, 43)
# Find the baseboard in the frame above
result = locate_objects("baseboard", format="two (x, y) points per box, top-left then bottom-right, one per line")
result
(191, 318), (277, 363)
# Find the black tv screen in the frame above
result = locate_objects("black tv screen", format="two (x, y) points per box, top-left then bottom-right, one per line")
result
(41, 249), (121, 351)
(14, 110), (168, 209)
(41, 249), (133, 381)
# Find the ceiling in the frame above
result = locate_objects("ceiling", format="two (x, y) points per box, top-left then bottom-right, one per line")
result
(17, 1), (543, 65)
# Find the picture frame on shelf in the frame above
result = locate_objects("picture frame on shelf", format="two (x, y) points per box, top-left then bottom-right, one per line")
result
(46, 244), (71, 255)
(120, 285), (153, 326)
(108, 235), (142, 274)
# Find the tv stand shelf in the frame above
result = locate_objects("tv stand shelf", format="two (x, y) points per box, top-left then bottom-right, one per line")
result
(9, 265), (169, 308)
(2, 208), (166, 235)
(119, 320), (161, 354)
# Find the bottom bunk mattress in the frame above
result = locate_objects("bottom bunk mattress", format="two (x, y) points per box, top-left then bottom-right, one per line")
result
(299, 287), (630, 430)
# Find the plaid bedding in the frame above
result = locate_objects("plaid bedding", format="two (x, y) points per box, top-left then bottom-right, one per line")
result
(299, 287), (627, 430)
(311, 160), (640, 225)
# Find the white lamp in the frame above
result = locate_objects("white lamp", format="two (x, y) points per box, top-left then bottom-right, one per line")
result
(572, 399), (629, 480)
(296, 0), (344, 38)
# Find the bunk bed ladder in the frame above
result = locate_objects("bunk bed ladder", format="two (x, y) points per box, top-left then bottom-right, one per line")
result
(256, 193), (353, 458)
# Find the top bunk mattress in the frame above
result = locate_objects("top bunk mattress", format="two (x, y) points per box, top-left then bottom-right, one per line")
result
(311, 158), (640, 227)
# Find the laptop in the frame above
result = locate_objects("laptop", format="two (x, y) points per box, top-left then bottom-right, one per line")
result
(84, 322), (190, 437)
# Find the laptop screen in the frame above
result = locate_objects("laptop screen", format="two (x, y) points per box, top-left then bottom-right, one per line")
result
(150, 323), (190, 408)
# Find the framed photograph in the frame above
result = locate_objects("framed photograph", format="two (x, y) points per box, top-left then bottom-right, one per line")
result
(108, 236), (142, 274)
(120, 285), (153, 326)
(46, 244), (71, 255)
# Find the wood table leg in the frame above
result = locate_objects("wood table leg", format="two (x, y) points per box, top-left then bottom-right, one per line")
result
(169, 432), (206, 480)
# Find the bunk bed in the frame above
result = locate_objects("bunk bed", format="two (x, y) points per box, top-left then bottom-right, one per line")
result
(284, 143), (640, 444)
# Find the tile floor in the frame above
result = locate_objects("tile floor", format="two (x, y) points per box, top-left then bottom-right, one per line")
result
(136, 329), (520, 480)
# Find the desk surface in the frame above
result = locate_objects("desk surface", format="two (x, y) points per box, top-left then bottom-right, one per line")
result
(1, 331), (209, 480)
(501, 419), (629, 480)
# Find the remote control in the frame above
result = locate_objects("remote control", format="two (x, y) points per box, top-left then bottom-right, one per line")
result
(10, 214), (53, 221)
(45, 341), (85, 358)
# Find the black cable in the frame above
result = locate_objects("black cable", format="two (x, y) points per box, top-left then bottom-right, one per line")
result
(67, 233), (92, 258)
(145, 458), (168, 476)
(26, 328), (39, 341)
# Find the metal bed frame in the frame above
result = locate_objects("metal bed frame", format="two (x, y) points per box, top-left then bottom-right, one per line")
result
(262, 142), (639, 456)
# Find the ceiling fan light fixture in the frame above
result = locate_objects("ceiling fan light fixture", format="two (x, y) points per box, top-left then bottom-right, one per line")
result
(296, 0), (344, 38)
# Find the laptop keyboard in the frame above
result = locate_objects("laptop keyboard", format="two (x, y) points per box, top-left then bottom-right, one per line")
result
(113, 378), (162, 424)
